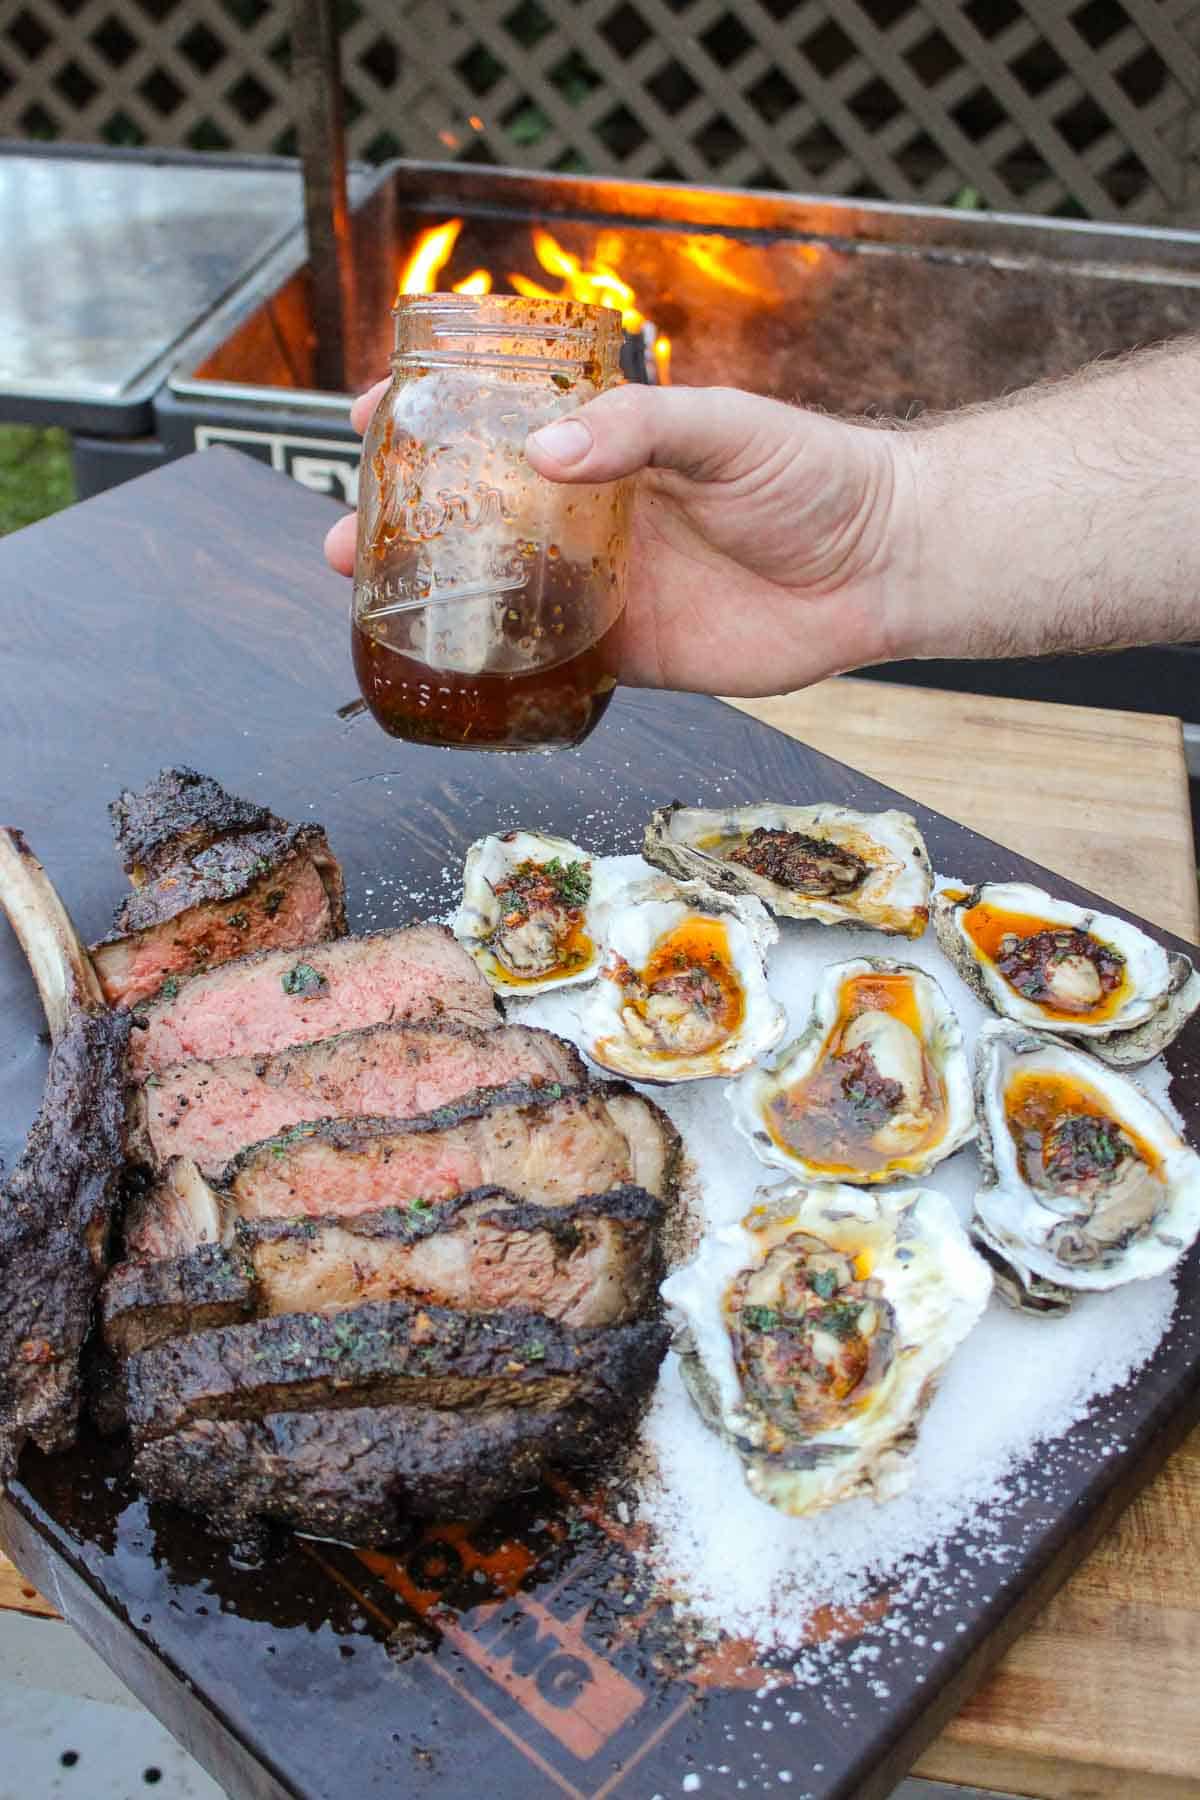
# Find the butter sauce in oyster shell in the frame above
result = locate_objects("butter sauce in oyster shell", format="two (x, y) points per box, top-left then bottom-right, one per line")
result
(452, 830), (607, 995)
(728, 958), (975, 1184)
(661, 1183), (992, 1516)
(578, 875), (786, 1083)
(971, 1021), (1200, 1314)
(933, 879), (1200, 1066)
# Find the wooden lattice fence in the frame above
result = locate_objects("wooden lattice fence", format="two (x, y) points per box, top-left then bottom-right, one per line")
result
(3, 0), (1200, 223)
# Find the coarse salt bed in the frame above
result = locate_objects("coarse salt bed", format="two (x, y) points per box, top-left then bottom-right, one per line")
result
(510, 855), (1182, 1650)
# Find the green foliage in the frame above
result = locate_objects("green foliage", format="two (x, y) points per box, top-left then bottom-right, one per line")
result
(0, 427), (75, 537)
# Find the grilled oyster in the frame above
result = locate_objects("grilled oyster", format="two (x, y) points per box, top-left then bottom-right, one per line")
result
(662, 1184), (991, 1515)
(643, 801), (932, 936)
(453, 830), (601, 994)
(728, 959), (975, 1182)
(578, 876), (786, 1082)
(934, 880), (1200, 1066)
(971, 1021), (1200, 1313)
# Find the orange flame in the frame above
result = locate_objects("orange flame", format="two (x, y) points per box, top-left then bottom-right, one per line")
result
(452, 269), (493, 295)
(396, 218), (462, 296)
(509, 226), (644, 331)
(681, 237), (765, 297)
(394, 218), (670, 379)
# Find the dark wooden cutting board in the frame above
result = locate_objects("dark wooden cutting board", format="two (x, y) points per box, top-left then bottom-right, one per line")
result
(2, 450), (1198, 1800)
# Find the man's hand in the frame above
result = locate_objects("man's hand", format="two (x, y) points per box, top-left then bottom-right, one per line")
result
(324, 381), (918, 697)
(325, 341), (1200, 695)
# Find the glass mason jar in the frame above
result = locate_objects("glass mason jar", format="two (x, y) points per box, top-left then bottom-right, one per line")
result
(351, 294), (632, 751)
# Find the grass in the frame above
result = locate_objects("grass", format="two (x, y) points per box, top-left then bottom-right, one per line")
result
(0, 425), (75, 537)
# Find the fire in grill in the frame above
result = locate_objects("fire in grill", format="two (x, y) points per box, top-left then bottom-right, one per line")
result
(179, 160), (1200, 425)
(395, 217), (672, 384)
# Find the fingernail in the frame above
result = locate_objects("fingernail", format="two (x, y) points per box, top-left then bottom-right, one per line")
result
(529, 418), (593, 464)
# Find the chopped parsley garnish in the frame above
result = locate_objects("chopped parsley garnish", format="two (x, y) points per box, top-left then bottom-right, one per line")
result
(408, 1197), (433, 1216)
(281, 962), (327, 997)
(159, 975), (180, 1002)
(808, 1268), (839, 1300)
(262, 889), (285, 916)
(741, 1305), (781, 1332)
(819, 1300), (865, 1340)
(227, 910), (249, 930)
(522, 1339), (546, 1361)
(542, 856), (591, 908)
(330, 1319), (361, 1357)
(270, 1123), (318, 1156)
(494, 856), (591, 919)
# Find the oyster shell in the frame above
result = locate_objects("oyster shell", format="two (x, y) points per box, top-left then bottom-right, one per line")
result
(662, 1183), (992, 1515)
(452, 831), (601, 994)
(934, 880), (1200, 1066)
(643, 801), (932, 936)
(578, 876), (786, 1082)
(971, 1021), (1200, 1313)
(728, 958), (975, 1183)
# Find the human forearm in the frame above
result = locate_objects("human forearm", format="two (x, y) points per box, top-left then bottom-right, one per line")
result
(897, 339), (1200, 663)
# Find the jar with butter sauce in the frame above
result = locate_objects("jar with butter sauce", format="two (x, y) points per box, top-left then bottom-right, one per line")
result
(351, 294), (631, 751)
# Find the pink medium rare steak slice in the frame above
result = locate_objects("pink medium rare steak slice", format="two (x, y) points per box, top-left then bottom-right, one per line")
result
(127, 925), (500, 1077)
(221, 1081), (680, 1220)
(131, 1022), (586, 1175)
(92, 768), (345, 1008)
(233, 1186), (663, 1327)
(92, 826), (344, 1008)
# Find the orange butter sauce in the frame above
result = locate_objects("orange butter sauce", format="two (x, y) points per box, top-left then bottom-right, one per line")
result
(631, 916), (745, 1049)
(961, 901), (1129, 1023)
(767, 971), (945, 1175)
(1004, 1068), (1165, 1177)
(489, 914), (595, 987)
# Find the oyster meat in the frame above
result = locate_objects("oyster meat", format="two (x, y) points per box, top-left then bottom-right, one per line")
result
(662, 1184), (992, 1515)
(729, 959), (975, 1183)
(452, 831), (601, 994)
(643, 801), (932, 937)
(971, 1021), (1200, 1313)
(934, 880), (1200, 1065)
(578, 876), (786, 1082)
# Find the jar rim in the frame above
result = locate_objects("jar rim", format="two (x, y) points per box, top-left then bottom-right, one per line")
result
(391, 292), (624, 335)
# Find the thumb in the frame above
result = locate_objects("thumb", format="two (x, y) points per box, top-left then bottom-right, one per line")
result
(525, 385), (800, 486)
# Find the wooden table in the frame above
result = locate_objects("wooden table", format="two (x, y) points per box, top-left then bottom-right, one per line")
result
(1, 454), (1197, 1797)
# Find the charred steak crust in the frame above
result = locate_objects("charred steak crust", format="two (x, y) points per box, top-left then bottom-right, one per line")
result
(98, 825), (344, 941)
(0, 1008), (131, 1474)
(235, 1182), (662, 1250)
(223, 1076), (590, 1169)
(241, 1188), (665, 1245)
(223, 1078), (616, 1173)
(101, 1244), (256, 1359)
(124, 1302), (670, 1442)
(109, 766), (283, 883)
(126, 923), (501, 1077)
(134, 1022), (588, 1177)
(133, 1402), (602, 1543)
